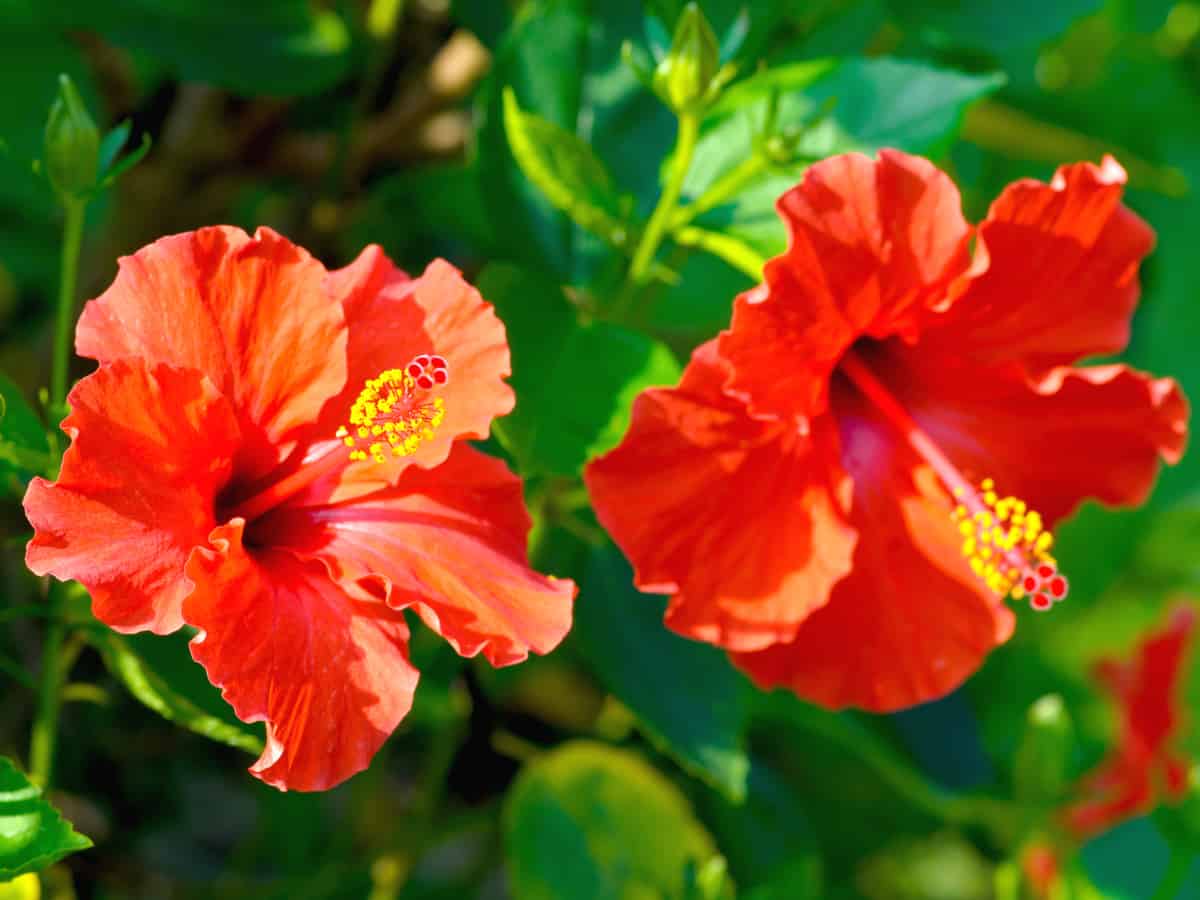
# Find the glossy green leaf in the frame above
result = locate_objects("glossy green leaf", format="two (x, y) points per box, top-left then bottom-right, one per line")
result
(97, 633), (264, 755)
(694, 758), (822, 897)
(502, 87), (632, 246)
(480, 263), (681, 476)
(0, 372), (50, 499)
(574, 545), (749, 801)
(504, 741), (725, 900)
(685, 58), (1005, 256)
(0, 756), (91, 880)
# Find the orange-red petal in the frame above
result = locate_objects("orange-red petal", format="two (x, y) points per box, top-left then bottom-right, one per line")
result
(24, 360), (240, 634)
(184, 521), (418, 792)
(873, 344), (1187, 524)
(259, 443), (575, 667)
(313, 258), (513, 476)
(1064, 605), (1196, 836)
(585, 341), (858, 652)
(731, 378), (1015, 712)
(75, 226), (348, 479)
(719, 149), (972, 423)
(929, 156), (1154, 370)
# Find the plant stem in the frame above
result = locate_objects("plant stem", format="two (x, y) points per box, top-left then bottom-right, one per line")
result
(1150, 846), (1195, 900)
(50, 198), (85, 414)
(627, 112), (701, 286)
(673, 226), (766, 280)
(29, 582), (67, 785)
(668, 153), (769, 230)
(31, 195), (87, 787)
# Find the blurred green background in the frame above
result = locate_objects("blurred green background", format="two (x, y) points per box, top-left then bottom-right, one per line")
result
(3, 1), (1200, 898)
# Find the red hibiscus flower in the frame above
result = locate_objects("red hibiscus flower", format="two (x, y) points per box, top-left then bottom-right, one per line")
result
(586, 150), (1187, 711)
(24, 226), (575, 791)
(1064, 604), (1196, 837)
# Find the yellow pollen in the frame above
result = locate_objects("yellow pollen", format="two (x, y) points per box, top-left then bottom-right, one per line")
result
(950, 477), (1058, 599)
(337, 361), (449, 462)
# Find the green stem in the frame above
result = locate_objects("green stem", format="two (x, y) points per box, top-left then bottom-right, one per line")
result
(1150, 846), (1195, 900)
(669, 153), (769, 230)
(29, 582), (67, 785)
(50, 198), (85, 414)
(31, 196), (87, 788)
(627, 112), (701, 286)
(673, 226), (767, 280)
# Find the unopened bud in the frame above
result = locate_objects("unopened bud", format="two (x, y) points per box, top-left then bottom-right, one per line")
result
(652, 3), (720, 114)
(44, 74), (99, 200)
(1014, 694), (1074, 806)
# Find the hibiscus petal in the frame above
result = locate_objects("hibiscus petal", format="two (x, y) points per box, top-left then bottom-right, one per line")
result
(930, 156), (1155, 370)
(313, 257), (513, 474)
(719, 149), (972, 423)
(731, 380), (1015, 712)
(75, 226), (348, 478)
(584, 341), (858, 652)
(185, 520), (418, 791)
(24, 360), (240, 634)
(878, 344), (1187, 524)
(260, 443), (574, 667)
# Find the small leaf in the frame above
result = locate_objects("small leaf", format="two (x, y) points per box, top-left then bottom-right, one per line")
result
(685, 58), (1005, 256)
(480, 263), (681, 476)
(503, 741), (725, 900)
(574, 545), (749, 801)
(0, 756), (91, 880)
(502, 88), (632, 246)
(96, 119), (131, 174)
(0, 372), (50, 498)
(96, 633), (264, 755)
(96, 131), (151, 189)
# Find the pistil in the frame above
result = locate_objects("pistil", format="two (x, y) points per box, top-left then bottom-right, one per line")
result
(839, 348), (1067, 610)
(226, 354), (450, 525)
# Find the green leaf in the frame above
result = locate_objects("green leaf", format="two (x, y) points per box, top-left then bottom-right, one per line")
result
(503, 741), (725, 900)
(694, 758), (822, 897)
(574, 545), (749, 801)
(686, 57), (1005, 255)
(0, 756), (91, 880)
(479, 263), (681, 476)
(0, 372), (50, 499)
(96, 632), (264, 755)
(36, 1), (351, 96)
(502, 88), (632, 246)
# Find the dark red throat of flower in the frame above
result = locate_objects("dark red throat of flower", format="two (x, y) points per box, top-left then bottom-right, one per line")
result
(838, 349), (1068, 612)
(227, 354), (451, 524)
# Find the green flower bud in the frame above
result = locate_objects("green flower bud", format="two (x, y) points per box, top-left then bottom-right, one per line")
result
(653, 3), (720, 114)
(1014, 694), (1075, 807)
(44, 74), (100, 200)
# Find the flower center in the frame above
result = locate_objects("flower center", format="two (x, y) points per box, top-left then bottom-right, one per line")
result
(225, 354), (450, 524)
(839, 348), (1068, 611)
(337, 355), (449, 463)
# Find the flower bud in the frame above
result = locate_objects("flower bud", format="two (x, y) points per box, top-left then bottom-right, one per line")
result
(44, 74), (99, 200)
(1013, 694), (1074, 807)
(653, 3), (720, 114)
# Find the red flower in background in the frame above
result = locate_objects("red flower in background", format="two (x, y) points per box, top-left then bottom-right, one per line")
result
(586, 150), (1187, 711)
(24, 226), (575, 791)
(1065, 604), (1196, 837)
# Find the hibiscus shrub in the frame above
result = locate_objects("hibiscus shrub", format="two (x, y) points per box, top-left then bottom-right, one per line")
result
(2, 2), (1200, 898)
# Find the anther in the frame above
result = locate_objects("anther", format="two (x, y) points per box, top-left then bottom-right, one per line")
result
(951, 477), (1068, 611)
(339, 354), (450, 462)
